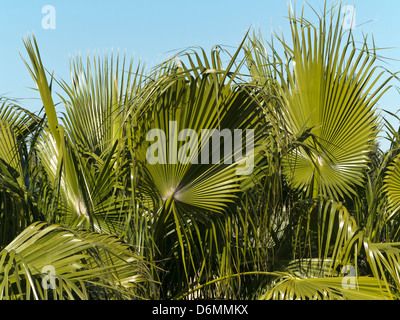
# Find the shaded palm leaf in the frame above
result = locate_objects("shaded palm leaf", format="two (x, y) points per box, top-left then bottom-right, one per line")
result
(0, 221), (154, 300)
(260, 272), (393, 300)
(247, 4), (392, 199)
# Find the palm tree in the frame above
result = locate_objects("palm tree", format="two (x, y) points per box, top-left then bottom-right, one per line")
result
(0, 38), (158, 300)
(7, 32), (265, 299)
(241, 2), (400, 300)
(2, 0), (400, 301)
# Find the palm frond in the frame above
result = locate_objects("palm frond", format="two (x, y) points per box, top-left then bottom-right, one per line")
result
(260, 273), (393, 300)
(0, 221), (155, 300)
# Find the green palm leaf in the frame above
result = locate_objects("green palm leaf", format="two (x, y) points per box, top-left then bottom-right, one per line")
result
(247, 4), (392, 199)
(22, 36), (137, 233)
(363, 239), (400, 299)
(384, 153), (400, 215)
(260, 273), (393, 300)
(0, 102), (44, 246)
(132, 42), (263, 290)
(0, 221), (154, 300)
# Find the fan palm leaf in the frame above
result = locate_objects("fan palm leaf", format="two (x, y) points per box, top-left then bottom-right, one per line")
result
(0, 221), (154, 300)
(131, 41), (265, 292)
(260, 272), (393, 300)
(246, 4), (392, 200)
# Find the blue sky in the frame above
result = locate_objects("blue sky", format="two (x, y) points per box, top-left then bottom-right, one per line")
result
(1, 0), (400, 149)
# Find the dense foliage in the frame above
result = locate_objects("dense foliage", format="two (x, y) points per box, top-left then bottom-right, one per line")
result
(1, 2), (400, 300)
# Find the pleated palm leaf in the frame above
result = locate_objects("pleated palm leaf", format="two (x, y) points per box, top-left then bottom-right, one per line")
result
(133, 43), (263, 293)
(22, 37), (150, 234)
(0, 38), (159, 300)
(240, 2), (399, 300)
(260, 273), (393, 300)
(56, 52), (149, 235)
(249, 4), (392, 200)
(257, 197), (400, 300)
(0, 221), (154, 300)
(384, 154), (400, 215)
(0, 101), (43, 246)
(22, 37), (92, 231)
